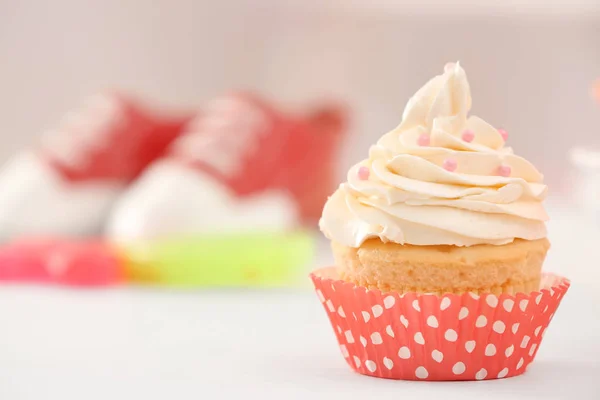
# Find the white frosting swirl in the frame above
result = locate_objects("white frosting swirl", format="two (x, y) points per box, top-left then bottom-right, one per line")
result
(320, 62), (548, 247)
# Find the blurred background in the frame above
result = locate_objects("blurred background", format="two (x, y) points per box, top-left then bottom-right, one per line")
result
(0, 0), (598, 280)
(0, 1), (599, 398)
(1, 0), (598, 187)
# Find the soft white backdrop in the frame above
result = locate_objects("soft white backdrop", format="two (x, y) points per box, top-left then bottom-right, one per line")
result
(0, 0), (598, 192)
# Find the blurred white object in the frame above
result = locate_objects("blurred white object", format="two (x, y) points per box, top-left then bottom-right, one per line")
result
(569, 147), (600, 221)
(106, 92), (348, 242)
(106, 160), (297, 242)
(0, 152), (122, 240)
(0, 93), (188, 241)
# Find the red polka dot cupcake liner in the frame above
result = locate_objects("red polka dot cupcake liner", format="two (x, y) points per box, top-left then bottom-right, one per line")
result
(310, 267), (570, 381)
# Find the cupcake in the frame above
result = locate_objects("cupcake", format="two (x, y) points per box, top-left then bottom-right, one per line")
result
(321, 62), (549, 295)
(312, 62), (569, 381)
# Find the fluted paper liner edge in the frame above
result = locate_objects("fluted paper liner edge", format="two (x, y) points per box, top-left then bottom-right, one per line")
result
(310, 267), (570, 381)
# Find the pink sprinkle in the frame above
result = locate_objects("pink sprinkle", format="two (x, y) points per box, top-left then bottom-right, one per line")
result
(417, 134), (430, 146)
(461, 129), (475, 143)
(358, 166), (370, 180)
(443, 158), (457, 172)
(497, 165), (511, 177)
(498, 128), (508, 141)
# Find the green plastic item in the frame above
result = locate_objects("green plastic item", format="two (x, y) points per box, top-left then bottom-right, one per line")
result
(117, 231), (315, 288)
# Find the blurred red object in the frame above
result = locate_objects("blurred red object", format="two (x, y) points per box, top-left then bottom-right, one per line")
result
(42, 91), (193, 182)
(108, 92), (350, 241)
(0, 91), (193, 241)
(0, 238), (125, 286)
(169, 92), (349, 227)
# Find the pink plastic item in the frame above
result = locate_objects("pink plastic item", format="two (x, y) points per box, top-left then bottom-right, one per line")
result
(0, 238), (125, 286)
(311, 267), (569, 381)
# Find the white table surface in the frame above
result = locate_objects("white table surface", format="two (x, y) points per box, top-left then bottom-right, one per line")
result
(0, 200), (599, 400)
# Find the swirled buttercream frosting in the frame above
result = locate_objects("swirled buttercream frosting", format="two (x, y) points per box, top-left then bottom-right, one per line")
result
(319, 62), (548, 247)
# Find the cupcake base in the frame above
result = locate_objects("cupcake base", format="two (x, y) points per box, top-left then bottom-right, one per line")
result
(332, 238), (550, 295)
(310, 267), (569, 381)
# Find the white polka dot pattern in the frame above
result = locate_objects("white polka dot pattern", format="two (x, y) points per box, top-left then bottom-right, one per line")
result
(485, 344), (497, 356)
(519, 299), (529, 312)
(412, 299), (421, 312)
(476, 315), (488, 328)
(371, 332), (383, 345)
(400, 315), (409, 328)
(384, 296), (396, 309)
(340, 345), (349, 358)
(344, 331), (354, 344)
(365, 360), (377, 372)
(475, 368), (487, 380)
(326, 300), (335, 312)
(383, 357), (394, 370)
(535, 293), (543, 305)
(444, 329), (458, 342)
(385, 325), (395, 338)
(505, 345), (514, 357)
(372, 305), (384, 318)
(427, 316), (439, 328)
(465, 340), (476, 353)
(415, 366), (429, 379)
(398, 346), (411, 359)
(316, 289), (325, 303)
(493, 321), (506, 334)
(452, 362), (466, 375)
(311, 268), (570, 381)
(503, 299), (514, 312)
(512, 323), (520, 334)
(440, 297), (451, 310)
(486, 295), (498, 308)
(529, 343), (537, 356)
(414, 332), (425, 345)
(362, 311), (370, 323)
